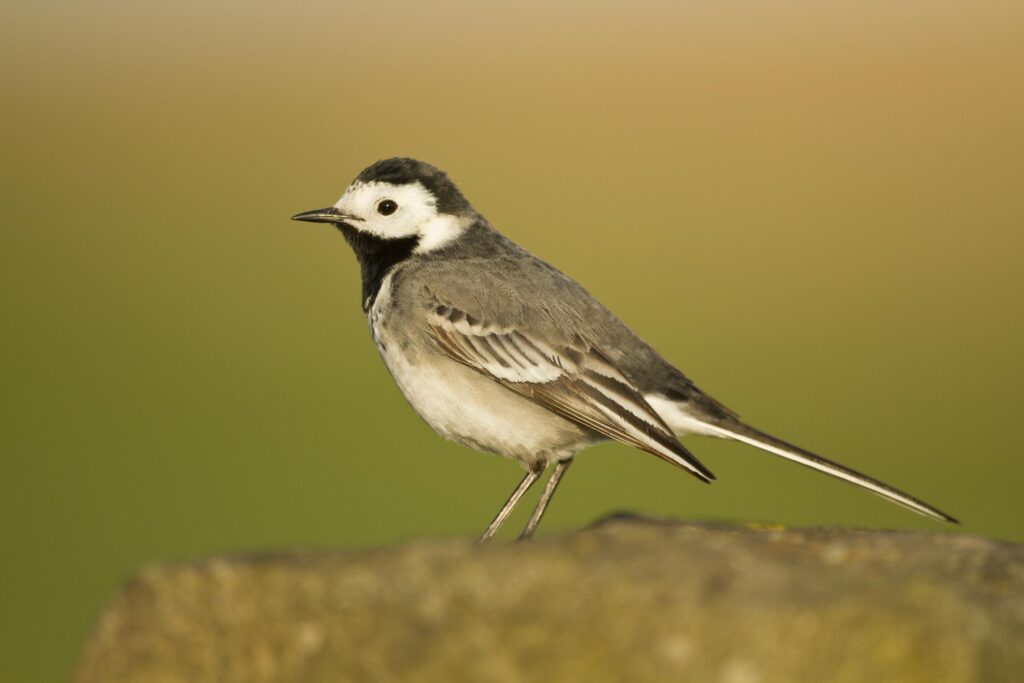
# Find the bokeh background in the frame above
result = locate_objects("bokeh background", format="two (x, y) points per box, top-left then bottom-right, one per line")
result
(2, 0), (1022, 679)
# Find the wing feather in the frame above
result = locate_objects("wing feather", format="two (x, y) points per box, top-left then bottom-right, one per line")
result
(428, 304), (714, 481)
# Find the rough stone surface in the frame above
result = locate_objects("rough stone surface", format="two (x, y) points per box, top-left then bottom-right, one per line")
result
(76, 517), (1024, 683)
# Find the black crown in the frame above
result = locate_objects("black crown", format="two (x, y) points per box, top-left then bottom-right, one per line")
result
(356, 158), (471, 215)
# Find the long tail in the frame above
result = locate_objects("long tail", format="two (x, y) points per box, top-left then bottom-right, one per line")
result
(700, 420), (958, 524)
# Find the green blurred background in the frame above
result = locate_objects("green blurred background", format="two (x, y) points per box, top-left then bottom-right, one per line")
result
(2, 0), (1022, 679)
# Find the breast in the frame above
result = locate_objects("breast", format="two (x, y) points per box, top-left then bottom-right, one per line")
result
(368, 274), (600, 465)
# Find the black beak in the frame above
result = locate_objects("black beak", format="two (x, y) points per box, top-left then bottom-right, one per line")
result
(291, 206), (354, 224)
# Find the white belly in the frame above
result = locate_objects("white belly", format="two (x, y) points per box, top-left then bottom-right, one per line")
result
(377, 339), (599, 466)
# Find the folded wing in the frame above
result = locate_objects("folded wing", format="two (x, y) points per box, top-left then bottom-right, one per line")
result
(428, 303), (714, 482)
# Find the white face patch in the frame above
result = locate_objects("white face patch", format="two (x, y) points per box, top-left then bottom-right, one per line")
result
(334, 181), (472, 253)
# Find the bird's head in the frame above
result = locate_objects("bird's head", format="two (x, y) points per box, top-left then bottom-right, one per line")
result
(292, 158), (475, 254)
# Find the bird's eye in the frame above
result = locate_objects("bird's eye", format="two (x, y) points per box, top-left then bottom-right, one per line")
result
(377, 199), (398, 216)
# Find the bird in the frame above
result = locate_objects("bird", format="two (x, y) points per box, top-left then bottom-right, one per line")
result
(292, 157), (957, 541)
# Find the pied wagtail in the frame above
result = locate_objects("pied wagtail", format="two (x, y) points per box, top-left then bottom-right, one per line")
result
(293, 158), (956, 541)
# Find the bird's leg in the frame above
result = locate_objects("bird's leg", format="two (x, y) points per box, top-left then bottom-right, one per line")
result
(517, 458), (573, 541)
(477, 462), (544, 543)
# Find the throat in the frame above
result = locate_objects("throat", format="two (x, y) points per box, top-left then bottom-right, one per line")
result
(337, 225), (419, 311)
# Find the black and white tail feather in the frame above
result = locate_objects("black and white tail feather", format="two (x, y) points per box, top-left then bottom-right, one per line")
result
(696, 419), (957, 523)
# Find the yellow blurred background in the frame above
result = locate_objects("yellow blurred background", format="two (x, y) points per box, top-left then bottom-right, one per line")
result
(2, 0), (1022, 679)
